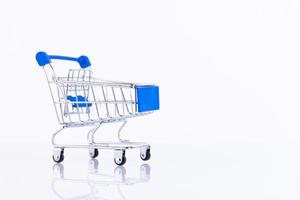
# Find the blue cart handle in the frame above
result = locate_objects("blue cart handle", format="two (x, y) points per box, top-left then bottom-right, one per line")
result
(36, 51), (91, 68)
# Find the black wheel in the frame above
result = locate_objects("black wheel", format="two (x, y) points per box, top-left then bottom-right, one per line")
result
(114, 155), (126, 166)
(89, 149), (99, 159)
(140, 149), (151, 161)
(53, 154), (64, 163)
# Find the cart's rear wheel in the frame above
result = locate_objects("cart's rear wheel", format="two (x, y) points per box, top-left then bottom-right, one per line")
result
(53, 148), (64, 163)
(89, 148), (99, 159)
(140, 148), (151, 161)
(53, 153), (64, 163)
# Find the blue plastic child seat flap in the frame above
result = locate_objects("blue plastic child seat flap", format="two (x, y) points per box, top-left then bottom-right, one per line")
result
(136, 85), (159, 112)
(67, 95), (92, 108)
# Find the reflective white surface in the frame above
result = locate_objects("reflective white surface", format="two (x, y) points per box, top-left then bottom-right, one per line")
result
(1, 142), (300, 199)
(52, 161), (151, 200)
(1, 0), (300, 198)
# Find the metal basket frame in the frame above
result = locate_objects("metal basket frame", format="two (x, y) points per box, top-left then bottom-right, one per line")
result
(36, 52), (158, 165)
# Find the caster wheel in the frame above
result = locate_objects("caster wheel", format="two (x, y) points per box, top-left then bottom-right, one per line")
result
(114, 156), (126, 166)
(53, 148), (64, 163)
(114, 151), (126, 166)
(53, 154), (64, 163)
(89, 148), (99, 159)
(140, 148), (151, 161)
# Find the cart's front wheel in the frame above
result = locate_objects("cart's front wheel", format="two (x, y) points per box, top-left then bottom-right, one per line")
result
(140, 148), (151, 161)
(89, 148), (99, 159)
(114, 156), (126, 166)
(114, 150), (126, 166)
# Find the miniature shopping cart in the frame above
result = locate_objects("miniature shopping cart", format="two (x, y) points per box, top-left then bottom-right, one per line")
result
(36, 51), (159, 165)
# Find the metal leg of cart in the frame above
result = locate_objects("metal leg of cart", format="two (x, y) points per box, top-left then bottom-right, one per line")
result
(51, 121), (151, 165)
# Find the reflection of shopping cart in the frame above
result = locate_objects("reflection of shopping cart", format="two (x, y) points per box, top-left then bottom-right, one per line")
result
(36, 52), (159, 165)
(52, 162), (151, 200)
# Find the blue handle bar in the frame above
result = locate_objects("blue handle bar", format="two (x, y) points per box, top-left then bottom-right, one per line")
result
(36, 51), (91, 68)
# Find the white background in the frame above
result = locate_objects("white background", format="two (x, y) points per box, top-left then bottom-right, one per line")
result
(1, 0), (300, 199)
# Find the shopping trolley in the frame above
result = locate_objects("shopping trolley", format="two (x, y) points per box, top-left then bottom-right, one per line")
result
(36, 51), (159, 165)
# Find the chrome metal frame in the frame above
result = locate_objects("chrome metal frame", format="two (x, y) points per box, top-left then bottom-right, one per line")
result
(42, 61), (153, 162)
